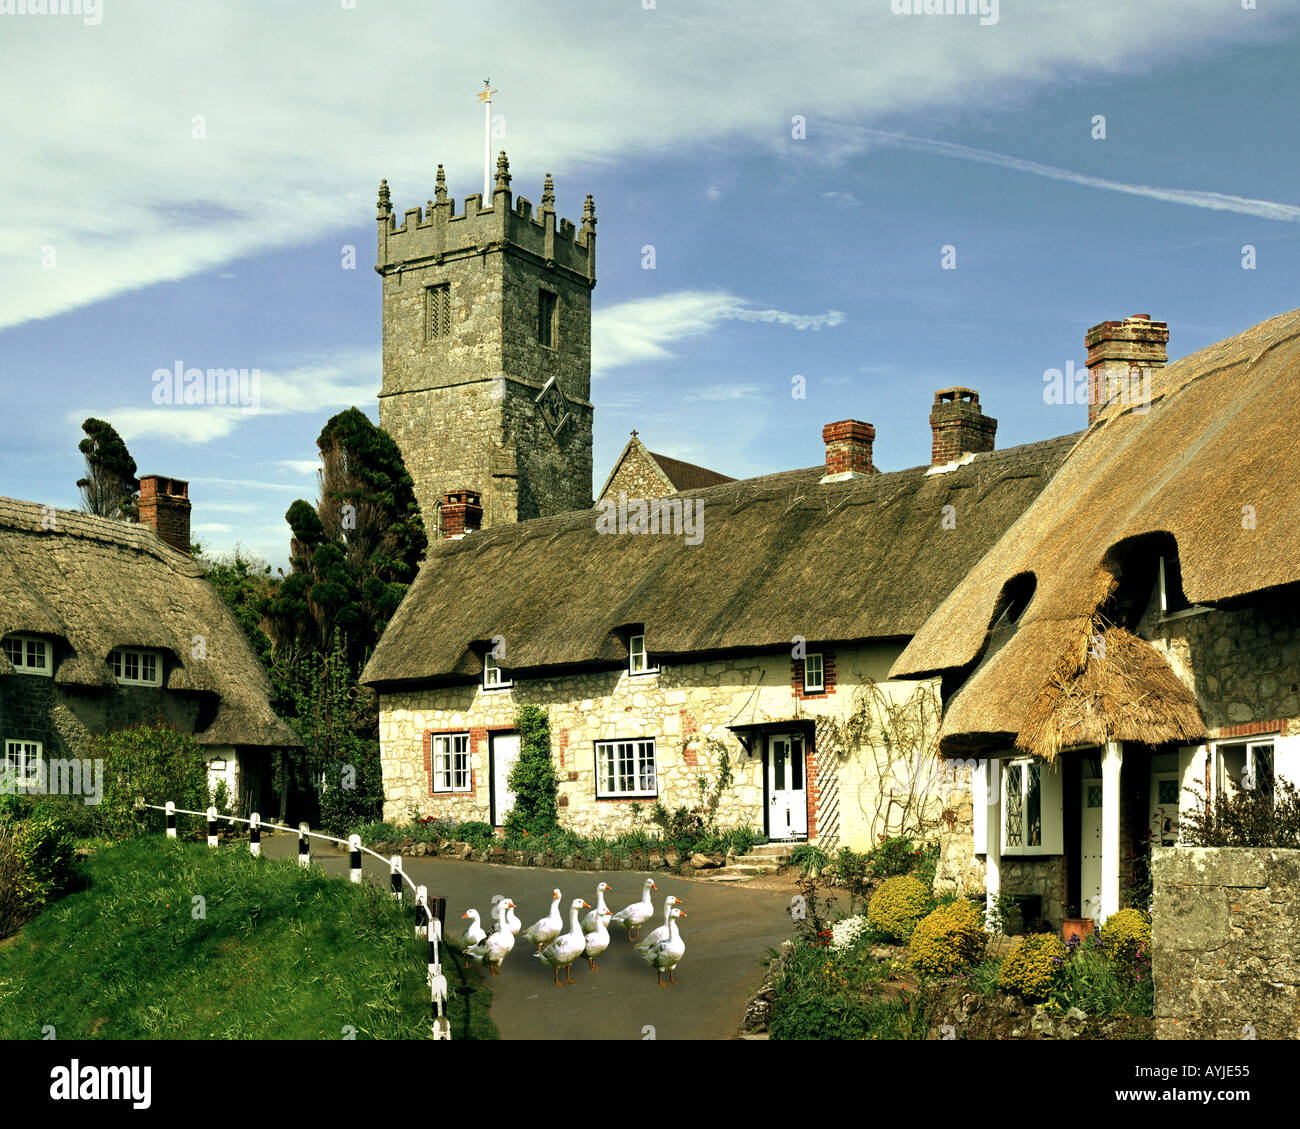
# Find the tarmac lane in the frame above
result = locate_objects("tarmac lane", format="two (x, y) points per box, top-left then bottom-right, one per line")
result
(259, 833), (803, 1040)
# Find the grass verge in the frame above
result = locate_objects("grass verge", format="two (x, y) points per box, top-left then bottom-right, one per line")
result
(0, 837), (495, 1040)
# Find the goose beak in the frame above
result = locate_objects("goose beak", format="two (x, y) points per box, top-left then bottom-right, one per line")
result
(461, 912), (469, 919)
(650, 881), (657, 890)
(678, 911), (688, 917)
(581, 901), (591, 908)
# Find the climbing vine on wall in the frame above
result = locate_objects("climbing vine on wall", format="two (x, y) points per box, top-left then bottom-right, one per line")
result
(813, 676), (946, 842)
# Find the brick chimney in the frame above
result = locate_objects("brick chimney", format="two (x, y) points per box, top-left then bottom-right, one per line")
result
(820, 420), (877, 482)
(1085, 314), (1168, 425)
(136, 475), (191, 554)
(441, 489), (483, 538)
(930, 387), (997, 466)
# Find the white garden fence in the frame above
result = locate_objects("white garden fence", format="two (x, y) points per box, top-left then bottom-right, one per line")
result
(139, 801), (451, 1040)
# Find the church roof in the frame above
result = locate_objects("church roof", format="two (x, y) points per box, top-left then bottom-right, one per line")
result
(362, 431), (1080, 688)
(596, 434), (735, 501)
(0, 496), (300, 748)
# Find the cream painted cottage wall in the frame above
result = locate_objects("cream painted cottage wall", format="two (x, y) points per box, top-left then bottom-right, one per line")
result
(378, 641), (965, 850)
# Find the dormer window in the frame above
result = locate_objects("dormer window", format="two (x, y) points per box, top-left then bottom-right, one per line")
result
(629, 634), (656, 676)
(111, 648), (162, 687)
(483, 652), (511, 691)
(3, 635), (51, 676)
(804, 653), (825, 693)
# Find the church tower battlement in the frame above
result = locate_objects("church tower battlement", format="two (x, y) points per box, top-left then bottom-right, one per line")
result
(375, 152), (596, 532)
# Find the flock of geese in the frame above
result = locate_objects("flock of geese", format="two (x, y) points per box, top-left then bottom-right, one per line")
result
(459, 879), (688, 988)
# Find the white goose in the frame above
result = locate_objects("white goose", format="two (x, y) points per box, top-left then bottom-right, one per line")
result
(583, 906), (612, 972)
(635, 895), (683, 953)
(464, 898), (516, 976)
(640, 906), (687, 987)
(521, 889), (564, 951)
(610, 878), (657, 941)
(581, 882), (613, 934)
(492, 893), (522, 937)
(460, 909), (487, 967)
(535, 898), (591, 987)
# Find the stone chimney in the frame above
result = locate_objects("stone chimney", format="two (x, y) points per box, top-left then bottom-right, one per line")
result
(137, 475), (192, 554)
(820, 420), (877, 482)
(1084, 314), (1168, 425)
(930, 387), (997, 466)
(441, 489), (483, 538)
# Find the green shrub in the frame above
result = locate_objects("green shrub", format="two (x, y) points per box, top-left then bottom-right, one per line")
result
(504, 705), (559, 837)
(865, 836), (915, 878)
(866, 874), (931, 941)
(1046, 943), (1153, 1018)
(1099, 908), (1151, 965)
(998, 933), (1068, 1001)
(0, 815), (78, 938)
(770, 992), (872, 1040)
(790, 844), (830, 876)
(908, 898), (987, 977)
(90, 723), (209, 841)
(455, 821), (496, 850)
(317, 736), (385, 836)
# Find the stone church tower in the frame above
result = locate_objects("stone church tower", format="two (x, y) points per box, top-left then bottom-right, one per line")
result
(374, 152), (596, 532)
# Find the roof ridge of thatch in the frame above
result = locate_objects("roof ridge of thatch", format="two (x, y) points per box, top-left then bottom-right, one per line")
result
(0, 494), (200, 575)
(364, 430), (1082, 687)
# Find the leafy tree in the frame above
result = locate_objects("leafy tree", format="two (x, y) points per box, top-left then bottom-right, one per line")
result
(504, 705), (560, 837)
(267, 407), (426, 669)
(76, 417), (138, 520)
(195, 544), (280, 671)
(89, 722), (209, 840)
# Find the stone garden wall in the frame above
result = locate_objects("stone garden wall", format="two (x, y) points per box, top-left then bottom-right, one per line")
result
(1152, 846), (1300, 1039)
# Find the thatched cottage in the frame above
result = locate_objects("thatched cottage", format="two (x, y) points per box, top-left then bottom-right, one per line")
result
(0, 481), (299, 813)
(362, 393), (1076, 848)
(892, 309), (1300, 928)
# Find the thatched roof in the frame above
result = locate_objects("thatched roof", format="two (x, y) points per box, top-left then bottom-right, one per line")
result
(1015, 622), (1205, 761)
(892, 304), (1300, 754)
(363, 432), (1080, 688)
(0, 497), (300, 748)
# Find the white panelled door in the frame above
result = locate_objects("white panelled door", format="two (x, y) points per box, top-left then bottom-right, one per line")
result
(490, 732), (520, 827)
(768, 734), (808, 841)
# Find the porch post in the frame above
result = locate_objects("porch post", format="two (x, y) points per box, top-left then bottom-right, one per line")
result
(984, 758), (1001, 931)
(1101, 740), (1123, 923)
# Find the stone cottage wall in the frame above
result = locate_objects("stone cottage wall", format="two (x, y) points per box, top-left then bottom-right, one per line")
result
(1152, 846), (1300, 1040)
(377, 642), (965, 849)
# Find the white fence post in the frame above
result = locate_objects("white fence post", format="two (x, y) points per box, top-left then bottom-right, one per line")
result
(415, 884), (429, 937)
(249, 811), (261, 858)
(298, 822), (311, 868)
(349, 835), (362, 883)
(165, 801), (176, 839)
(422, 894), (450, 1041)
(206, 806), (218, 848)
(390, 855), (404, 901)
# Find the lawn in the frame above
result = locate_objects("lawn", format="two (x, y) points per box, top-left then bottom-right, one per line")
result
(0, 837), (496, 1040)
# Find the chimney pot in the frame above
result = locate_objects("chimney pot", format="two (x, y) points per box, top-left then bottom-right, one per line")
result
(441, 489), (483, 538)
(820, 420), (877, 481)
(1084, 314), (1168, 425)
(930, 387), (997, 466)
(136, 474), (191, 554)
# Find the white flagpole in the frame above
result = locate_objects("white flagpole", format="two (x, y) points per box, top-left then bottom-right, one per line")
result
(482, 79), (494, 202)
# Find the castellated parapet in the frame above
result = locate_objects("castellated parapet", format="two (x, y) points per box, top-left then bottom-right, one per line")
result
(375, 152), (596, 532)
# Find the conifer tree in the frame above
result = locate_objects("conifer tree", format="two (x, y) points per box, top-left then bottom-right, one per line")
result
(76, 417), (138, 519)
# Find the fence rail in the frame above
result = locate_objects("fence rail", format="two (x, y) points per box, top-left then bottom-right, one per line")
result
(139, 800), (451, 1040)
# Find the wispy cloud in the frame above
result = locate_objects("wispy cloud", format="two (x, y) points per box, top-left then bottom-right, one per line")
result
(275, 459), (323, 476)
(68, 348), (378, 444)
(593, 290), (844, 376)
(861, 129), (1300, 223)
(685, 384), (763, 402)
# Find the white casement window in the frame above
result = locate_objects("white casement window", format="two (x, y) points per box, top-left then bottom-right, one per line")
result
(1216, 739), (1278, 805)
(110, 648), (162, 687)
(483, 653), (511, 691)
(3, 739), (43, 788)
(3, 635), (51, 676)
(432, 733), (472, 793)
(1001, 755), (1063, 856)
(804, 653), (824, 693)
(629, 634), (656, 676)
(595, 738), (657, 798)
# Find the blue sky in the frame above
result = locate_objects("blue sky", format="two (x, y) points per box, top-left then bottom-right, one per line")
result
(3, 0), (1299, 569)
